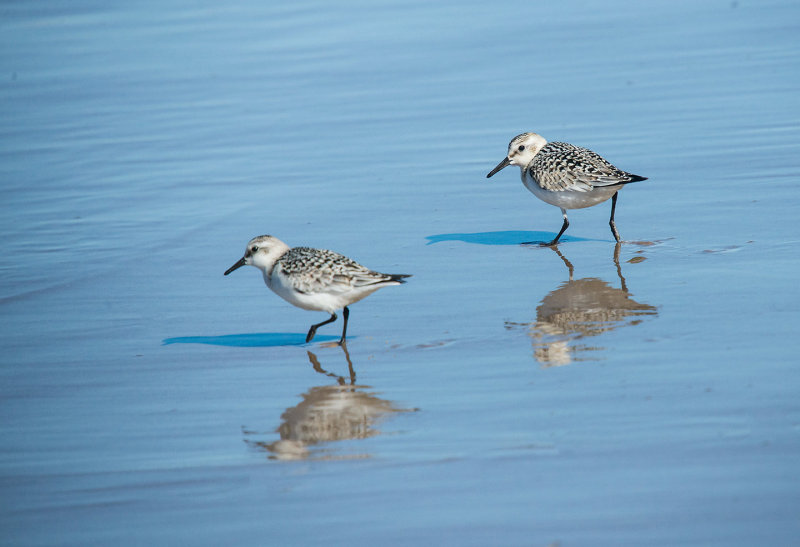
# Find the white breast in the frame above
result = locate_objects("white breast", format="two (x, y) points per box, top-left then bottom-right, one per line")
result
(522, 171), (619, 210)
(265, 269), (384, 313)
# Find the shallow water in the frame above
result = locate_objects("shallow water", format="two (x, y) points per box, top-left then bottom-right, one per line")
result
(2, 1), (800, 545)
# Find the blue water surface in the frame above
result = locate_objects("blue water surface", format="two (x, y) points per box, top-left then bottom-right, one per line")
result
(1, 1), (799, 545)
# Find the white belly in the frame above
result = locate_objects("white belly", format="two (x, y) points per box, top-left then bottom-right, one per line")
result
(522, 172), (619, 210)
(265, 271), (383, 313)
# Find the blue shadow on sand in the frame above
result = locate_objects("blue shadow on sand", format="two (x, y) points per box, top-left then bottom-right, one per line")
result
(425, 230), (596, 246)
(162, 333), (340, 347)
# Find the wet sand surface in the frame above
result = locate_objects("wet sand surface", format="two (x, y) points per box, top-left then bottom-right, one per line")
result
(2, 1), (799, 545)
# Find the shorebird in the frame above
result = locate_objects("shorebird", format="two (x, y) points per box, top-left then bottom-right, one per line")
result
(487, 132), (646, 245)
(224, 235), (410, 344)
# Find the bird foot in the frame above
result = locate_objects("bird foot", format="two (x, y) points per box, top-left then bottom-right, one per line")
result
(521, 241), (560, 247)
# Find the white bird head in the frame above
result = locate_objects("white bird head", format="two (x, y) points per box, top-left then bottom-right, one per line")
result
(486, 132), (548, 177)
(224, 235), (291, 275)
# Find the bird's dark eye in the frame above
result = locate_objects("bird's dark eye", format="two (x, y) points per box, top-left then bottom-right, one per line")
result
(518, 145), (525, 151)
(252, 246), (259, 252)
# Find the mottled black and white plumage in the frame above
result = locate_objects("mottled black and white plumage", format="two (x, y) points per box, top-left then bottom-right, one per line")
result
(277, 246), (404, 295)
(530, 141), (645, 192)
(487, 132), (646, 245)
(225, 235), (410, 344)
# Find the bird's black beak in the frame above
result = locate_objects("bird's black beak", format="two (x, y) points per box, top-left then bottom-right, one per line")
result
(486, 157), (511, 178)
(224, 257), (247, 276)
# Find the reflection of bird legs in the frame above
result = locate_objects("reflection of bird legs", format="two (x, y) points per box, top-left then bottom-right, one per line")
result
(612, 242), (627, 292)
(307, 346), (356, 386)
(307, 350), (336, 380)
(550, 246), (574, 280)
(551, 242), (628, 291)
(340, 342), (356, 385)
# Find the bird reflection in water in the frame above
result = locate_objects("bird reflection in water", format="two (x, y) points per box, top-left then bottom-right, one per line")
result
(506, 243), (657, 367)
(246, 344), (412, 460)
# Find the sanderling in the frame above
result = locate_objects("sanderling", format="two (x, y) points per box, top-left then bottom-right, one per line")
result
(487, 132), (646, 245)
(224, 235), (410, 344)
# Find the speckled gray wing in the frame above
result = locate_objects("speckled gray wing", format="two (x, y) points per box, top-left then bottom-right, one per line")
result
(277, 247), (397, 294)
(529, 142), (645, 192)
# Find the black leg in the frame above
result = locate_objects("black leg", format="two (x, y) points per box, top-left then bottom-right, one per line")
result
(522, 208), (570, 246)
(544, 208), (569, 246)
(609, 192), (621, 242)
(338, 306), (350, 345)
(306, 312), (337, 343)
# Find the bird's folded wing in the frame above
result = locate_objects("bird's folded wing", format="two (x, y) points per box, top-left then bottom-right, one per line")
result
(345, 270), (395, 288)
(280, 258), (388, 295)
(531, 144), (636, 191)
(284, 268), (338, 294)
